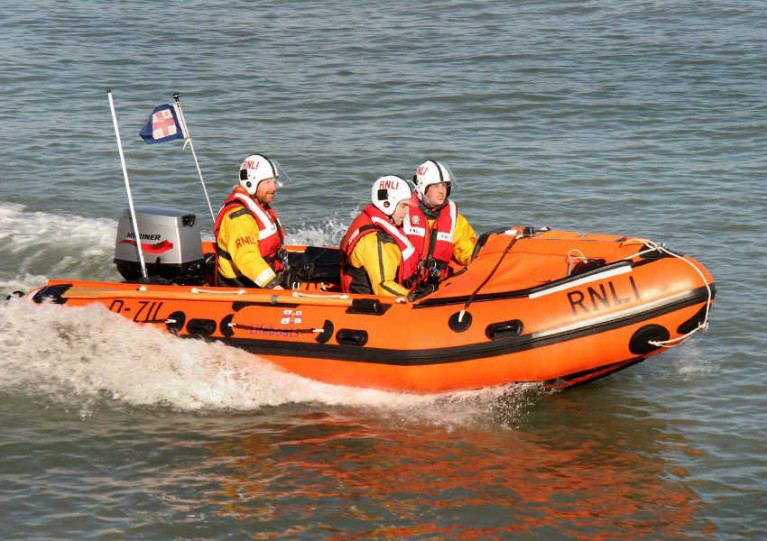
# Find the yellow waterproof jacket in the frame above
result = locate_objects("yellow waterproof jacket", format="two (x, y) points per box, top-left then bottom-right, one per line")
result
(216, 207), (280, 288)
(347, 233), (410, 297)
(430, 212), (476, 266)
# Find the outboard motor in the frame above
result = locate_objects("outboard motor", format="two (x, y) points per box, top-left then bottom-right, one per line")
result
(114, 207), (210, 284)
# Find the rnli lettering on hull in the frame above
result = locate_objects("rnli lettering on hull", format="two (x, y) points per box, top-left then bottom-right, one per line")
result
(567, 277), (640, 315)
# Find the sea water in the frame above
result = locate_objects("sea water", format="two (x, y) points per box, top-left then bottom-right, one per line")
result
(1, 1), (766, 538)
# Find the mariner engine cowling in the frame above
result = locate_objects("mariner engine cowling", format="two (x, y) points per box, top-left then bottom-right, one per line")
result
(114, 207), (212, 284)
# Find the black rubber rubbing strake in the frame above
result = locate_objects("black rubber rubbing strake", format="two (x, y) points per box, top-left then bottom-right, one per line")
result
(677, 305), (709, 335)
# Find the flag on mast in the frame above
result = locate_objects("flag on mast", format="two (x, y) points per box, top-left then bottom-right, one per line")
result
(139, 104), (187, 144)
(137, 95), (216, 222)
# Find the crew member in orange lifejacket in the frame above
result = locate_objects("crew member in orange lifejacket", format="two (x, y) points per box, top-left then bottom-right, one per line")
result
(340, 176), (419, 297)
(404, 160), (477, 286)
(214, 154), (288, 289)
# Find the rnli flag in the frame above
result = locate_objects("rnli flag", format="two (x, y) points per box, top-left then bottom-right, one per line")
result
(139, 104), (186, 144)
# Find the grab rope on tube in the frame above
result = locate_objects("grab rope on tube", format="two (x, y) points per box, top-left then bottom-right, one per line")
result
(623, 239), (713, 347)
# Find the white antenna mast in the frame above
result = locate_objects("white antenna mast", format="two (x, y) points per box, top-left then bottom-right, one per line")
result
(107, 88), (148, 280)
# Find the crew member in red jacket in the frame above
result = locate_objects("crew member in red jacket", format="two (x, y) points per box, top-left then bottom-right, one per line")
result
(340, 176), (419, 297)
(404, 160), (477, 286)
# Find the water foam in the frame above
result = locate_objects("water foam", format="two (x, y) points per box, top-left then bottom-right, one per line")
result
(0, 202), (117, 290)
(287, 218), (351, 247)
(0, 298), (541, 426)
(673, 340), (718, 377)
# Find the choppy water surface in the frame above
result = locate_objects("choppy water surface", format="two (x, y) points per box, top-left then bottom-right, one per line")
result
(1, 1), (766, 538)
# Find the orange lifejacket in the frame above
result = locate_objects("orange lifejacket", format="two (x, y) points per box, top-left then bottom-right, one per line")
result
(214, 186), (285, 273)
(339, 205), (419, 294)
(404, 194), (458, 280)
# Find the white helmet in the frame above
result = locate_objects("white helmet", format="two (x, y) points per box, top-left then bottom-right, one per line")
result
(371, 175), (412, 216)
(413, 160), (455, 199)
(238, 154), (289, 195)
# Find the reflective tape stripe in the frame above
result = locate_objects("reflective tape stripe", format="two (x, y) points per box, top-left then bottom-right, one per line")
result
(528, 264), (632, 299)
(255, 267), (277, 287)
(447, 201), (457, 236)
(370, 216), (415, 259)
(230, 192), (282, 246)
(257, 221), (278, 240)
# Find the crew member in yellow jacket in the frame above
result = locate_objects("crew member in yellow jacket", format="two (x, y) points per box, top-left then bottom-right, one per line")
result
(340, 176), (419, 297)
(214, 154), (289, 289)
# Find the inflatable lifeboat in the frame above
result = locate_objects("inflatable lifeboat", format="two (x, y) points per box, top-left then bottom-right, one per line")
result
(24, 207), (715, 393)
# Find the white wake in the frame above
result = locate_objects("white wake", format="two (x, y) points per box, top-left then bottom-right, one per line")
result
(0, 298), (543, 426)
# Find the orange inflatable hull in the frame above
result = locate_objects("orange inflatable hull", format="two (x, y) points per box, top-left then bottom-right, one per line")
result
(25, 228), (715, 393)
